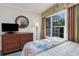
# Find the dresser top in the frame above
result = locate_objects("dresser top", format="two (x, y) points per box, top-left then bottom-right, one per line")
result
(2, 32), (33, 35)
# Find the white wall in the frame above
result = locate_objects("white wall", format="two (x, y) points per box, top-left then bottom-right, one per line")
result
(0, 6), (42, 50)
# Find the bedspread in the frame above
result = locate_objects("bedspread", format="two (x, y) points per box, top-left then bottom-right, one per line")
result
(21, 37), (67, 56)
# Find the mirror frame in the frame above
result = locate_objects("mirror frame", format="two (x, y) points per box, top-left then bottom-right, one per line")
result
(15, 16), (29, 28)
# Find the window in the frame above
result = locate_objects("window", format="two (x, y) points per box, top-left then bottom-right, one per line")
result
(46, 11), (65, 38)
(46, 17), (51, 36)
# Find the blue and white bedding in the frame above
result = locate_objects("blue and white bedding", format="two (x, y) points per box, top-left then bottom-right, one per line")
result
(21, 37), (67, 56)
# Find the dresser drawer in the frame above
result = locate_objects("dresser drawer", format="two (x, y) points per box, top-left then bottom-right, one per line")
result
(3, 42), (20, 54)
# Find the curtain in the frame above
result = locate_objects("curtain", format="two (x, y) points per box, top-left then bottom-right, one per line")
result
(68, 6), (76, 42)
(40, 17), (46, 39)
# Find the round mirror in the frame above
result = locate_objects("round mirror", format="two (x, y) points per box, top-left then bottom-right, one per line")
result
(15, 16), (29, 28)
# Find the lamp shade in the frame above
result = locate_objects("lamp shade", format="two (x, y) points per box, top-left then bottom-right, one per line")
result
(35, 23), (39, 32)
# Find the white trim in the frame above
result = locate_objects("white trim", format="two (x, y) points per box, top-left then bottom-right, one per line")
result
(64, 9), (68, 40)
(50, 16), (52, 37)
(52, 26), (64, 27)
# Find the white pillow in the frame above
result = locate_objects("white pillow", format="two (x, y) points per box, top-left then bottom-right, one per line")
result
(46, 37), (66, 43)
(53, 37), (67, 44)
(44, 38), (54, 42)
(33, 40), (46, 45)
(53, 37), (63, 40)
(46, 37), (53, 40)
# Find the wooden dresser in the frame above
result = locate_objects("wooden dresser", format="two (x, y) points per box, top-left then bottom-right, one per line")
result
(2, 33), (33, 55)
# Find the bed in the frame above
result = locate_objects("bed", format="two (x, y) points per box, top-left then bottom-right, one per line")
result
(36, 41), (79, 56)
(21, 37), (67, 56)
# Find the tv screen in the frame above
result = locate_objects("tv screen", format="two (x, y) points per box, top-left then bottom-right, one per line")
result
(2, 23), (18, 32)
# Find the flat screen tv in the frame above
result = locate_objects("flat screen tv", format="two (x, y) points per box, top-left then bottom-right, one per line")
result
(2, 23), (18, 32)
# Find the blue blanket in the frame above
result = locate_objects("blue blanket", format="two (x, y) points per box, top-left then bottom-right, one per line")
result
(36, 43), (48, 49)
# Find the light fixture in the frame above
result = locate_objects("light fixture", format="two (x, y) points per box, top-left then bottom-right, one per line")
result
(35, 22), (39, 32)
(35, 22), (39, 40)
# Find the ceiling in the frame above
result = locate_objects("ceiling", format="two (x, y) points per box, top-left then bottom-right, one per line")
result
(0, 3), (55, 14)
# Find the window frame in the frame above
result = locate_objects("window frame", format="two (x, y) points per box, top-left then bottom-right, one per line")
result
(45, 10), (67, 38)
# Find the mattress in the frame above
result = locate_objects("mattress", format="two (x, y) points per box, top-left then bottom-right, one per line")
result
(36, 41), (79, 56)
